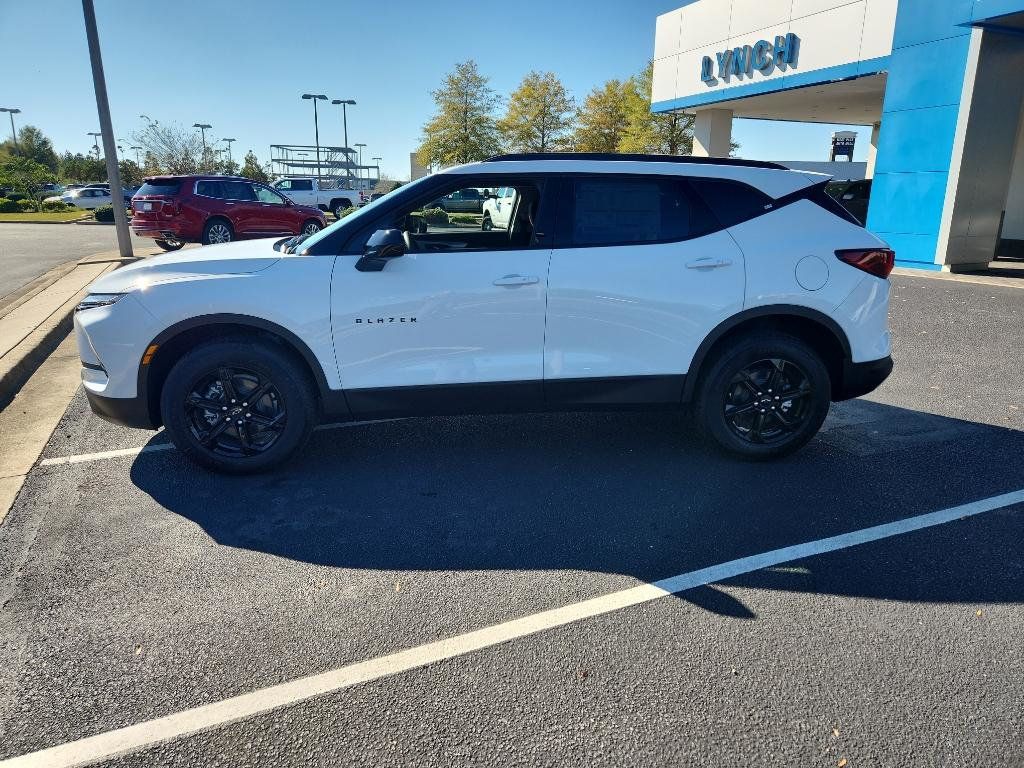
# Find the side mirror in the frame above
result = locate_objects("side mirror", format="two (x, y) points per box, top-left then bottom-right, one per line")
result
(356, 228), (406, 272)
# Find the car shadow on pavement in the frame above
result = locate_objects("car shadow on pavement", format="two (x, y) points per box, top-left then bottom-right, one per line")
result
(129, 399), (1024, 618)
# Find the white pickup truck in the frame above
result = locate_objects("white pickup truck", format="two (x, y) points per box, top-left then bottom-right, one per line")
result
(271, 178), (361, 219)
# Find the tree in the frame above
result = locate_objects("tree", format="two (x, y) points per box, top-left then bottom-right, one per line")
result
(417, 60), (501, 168)
(498, 71), (575, 153)
(239, 150), (269, 183)
(118, 159), (144, 187)
(131, 121), (203, 175)
(0, 125), (59, 172)
(0, 157), (56, 210)
(619, 62), (693, 155)
(58, 151), (106, 184)
(573, 80), (629, 153)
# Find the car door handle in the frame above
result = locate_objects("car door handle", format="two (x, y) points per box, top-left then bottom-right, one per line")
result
(686, 257), (732, 269)
(493, 274), (539, 286)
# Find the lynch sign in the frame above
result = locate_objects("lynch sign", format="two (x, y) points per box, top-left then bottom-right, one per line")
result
(701, 33), (799, 84)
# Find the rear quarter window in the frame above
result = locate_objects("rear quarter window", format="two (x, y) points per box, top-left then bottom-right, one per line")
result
(687, 178), (773, 228)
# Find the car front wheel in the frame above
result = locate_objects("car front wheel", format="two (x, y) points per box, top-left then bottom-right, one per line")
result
(481, 214), (493, 231)
(332, 201), (350, 219)
(160, 339), (316, 473)
(301, 219), (322, 236)
(694, 333), (831, 460)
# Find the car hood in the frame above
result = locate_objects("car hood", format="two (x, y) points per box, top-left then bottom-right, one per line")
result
(88, 239), (282, 294)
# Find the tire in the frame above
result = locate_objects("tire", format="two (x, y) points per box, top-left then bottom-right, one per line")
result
(300, 219), (322, 237)
(481, 214), (493, 231)
(159, 339), (317, 474)
(155, 238), (184, 252)
(694, 333), (831, 460)
(202, 218), (234, 245)
(331, 200), (351, 219)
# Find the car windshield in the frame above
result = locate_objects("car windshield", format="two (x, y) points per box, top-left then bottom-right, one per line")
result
(297, 175), (432, 252)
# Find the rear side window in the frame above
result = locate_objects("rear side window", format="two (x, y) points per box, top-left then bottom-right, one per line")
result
(568, 177), (717, 247)
(195, 180), (224, 198)
(688, 178), (772, 228)
(137, 181), (181, 196)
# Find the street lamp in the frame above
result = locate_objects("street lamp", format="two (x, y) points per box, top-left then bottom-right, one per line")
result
(354, 143), (366, 184)
(0, 108), (21, 153)
(330, 98), (356, 152)
(87, 131), (102, 159)
(192, 122), (212, 164)
(301, 94), (328, 181)
(221, 137), (236, 166)
(130, 145), (142, 165)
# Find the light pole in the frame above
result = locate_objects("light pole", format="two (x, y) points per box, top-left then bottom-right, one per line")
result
(222, 137), (236, 167)
(354, 143), (367, 186)
(82, 0), (133, 258)
(192, 122), (211, 167)
(0, 108), (21, 153)
(130, 145), (142, 165)
(371, 156), (382, 188)
(301, 94), (327, 181)
(87, 132), (102, 159)
(330, 98), (355, 150)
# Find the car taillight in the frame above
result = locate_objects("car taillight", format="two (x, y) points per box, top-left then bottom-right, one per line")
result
(835, 248), (895, 278)
(161, 200), (180, 215)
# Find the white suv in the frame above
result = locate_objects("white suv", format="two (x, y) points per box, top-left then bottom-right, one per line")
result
(74, 153), (894, 473)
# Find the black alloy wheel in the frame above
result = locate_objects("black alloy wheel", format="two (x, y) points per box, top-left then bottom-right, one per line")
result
(184, 366), (287, 458)
(723, 358), (812, 445)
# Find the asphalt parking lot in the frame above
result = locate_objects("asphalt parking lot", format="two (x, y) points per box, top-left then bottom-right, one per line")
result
(0, 272), (1022, 767)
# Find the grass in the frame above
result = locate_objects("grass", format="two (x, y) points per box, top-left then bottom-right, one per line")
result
(0, 210), (90, 223)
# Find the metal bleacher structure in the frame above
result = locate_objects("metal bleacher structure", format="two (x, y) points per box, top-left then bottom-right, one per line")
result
(269, 144), (380, 190)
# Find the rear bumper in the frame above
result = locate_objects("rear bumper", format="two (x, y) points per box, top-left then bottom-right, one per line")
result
(836, 355), (893, 401)
(85, 388), (156, 430)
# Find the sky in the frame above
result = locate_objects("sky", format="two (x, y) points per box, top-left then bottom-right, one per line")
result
(1, 0), (871, 180)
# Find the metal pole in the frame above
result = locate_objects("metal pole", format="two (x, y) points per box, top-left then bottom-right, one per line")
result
(82, 0), (133, 258)
(342, 103), (349, 154)
(6, 112), (17, 153)
(313, 99), (321, 182)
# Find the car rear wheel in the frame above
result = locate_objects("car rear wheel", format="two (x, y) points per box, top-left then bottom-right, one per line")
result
(160, 339), (316, 474)
(155, 238), (184, 251)
(694, 333), (831, 460)
(202, 219), (233, 245)
(331, 201), (350, 219)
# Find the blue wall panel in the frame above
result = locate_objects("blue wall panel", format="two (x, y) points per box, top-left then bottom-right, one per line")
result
(971, 0), (1024, 22)
(872, 106), (961, 174)
(891, 0), (974, 48)
(867, 171), (950, 234)
(881, 36), (971, 113)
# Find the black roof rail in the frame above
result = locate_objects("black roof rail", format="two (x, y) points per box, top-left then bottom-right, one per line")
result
(482, 152), (788, 171)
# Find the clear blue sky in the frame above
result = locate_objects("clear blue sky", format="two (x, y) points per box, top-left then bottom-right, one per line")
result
(1, 0), (870, 179)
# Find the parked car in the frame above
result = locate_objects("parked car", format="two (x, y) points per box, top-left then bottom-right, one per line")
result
(45, 187), (117, 210)
(271, 177), (360, 219)
(826, 179), (871, 225)
(481, 186), (517, 230)
(75, 152), (893, 473)
(129, 175), (327, 251)
(426, 188), (484, 213)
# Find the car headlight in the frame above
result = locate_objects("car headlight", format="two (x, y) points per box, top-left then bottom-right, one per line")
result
(76, 293), (125, 313)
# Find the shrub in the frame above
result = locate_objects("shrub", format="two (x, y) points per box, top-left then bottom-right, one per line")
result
(0, 198), (18, 213)
(93, 205), (115, 222)
(421, 207), (449, 226)
(16, 198), (37, 212)
(448, 213), (482, 225)
(41, 199), (70, 212)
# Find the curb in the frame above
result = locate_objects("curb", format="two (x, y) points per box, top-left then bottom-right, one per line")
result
(0, 216), (91, 225)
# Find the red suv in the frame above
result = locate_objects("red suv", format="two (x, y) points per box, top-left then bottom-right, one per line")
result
(130, 175), (327, 251)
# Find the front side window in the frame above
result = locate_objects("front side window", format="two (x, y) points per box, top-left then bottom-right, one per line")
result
(569, 177), (716, 247)
(255, 185), (286, 204)
(290, 179), (313, 191)
(383, 180), (544, 253)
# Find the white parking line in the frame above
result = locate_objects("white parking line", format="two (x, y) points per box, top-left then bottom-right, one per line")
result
(36, 419), (405, 468)
(3, 486), (1022, 768)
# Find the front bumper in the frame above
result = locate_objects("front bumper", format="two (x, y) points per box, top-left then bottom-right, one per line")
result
(836, 355), (893, 401)
(84, 388), (156, 429)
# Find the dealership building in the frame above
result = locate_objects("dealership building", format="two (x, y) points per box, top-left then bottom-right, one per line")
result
(652, 0), (1024, 271)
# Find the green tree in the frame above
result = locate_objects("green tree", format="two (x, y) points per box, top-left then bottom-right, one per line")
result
(0, 157), (57, 210)
(498, 71), (575, 153)
(0, 125), (59, 172)
(239, 150), (269, 183)
(417, 60), (501, 168)
(58, 151), (106, 183)
(619, 62), (694, 155)
(572, 80), (629, 153)
(118, 158), (144, 187)
(131, 121), (201, 175)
